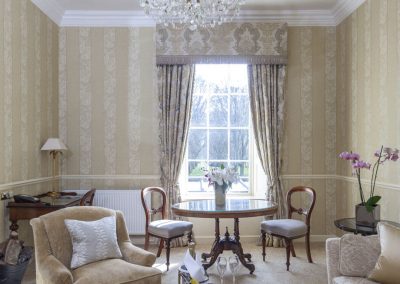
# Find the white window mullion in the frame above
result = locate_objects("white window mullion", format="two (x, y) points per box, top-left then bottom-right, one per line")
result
(206, 90), (210, 173)
(182, 64), (253, 196)
(227, 87), (231, 168)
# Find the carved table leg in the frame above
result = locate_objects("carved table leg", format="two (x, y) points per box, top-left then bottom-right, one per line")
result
(202, 218), (220, 261)
(234, 218), (252, 261)
(233, 218), (255, 274)
(202, 240), (224, 271)
(202, 217), (255, 274)
(202, 218), (223, 271)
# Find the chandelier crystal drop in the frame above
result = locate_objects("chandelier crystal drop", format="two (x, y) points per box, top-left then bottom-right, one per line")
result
(139, 0), (245, 29)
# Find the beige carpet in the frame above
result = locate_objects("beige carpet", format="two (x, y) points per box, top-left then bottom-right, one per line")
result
(23, 242), (328, 284)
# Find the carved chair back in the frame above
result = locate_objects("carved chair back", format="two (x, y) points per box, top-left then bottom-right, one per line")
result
(141, 187), (167, 231)
(286, 186), (316, 227)
(79, 189), (96, 206)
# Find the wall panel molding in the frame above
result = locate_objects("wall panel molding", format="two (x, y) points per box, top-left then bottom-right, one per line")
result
(8, 174), (398, 192)
(282, 174), (400, 193)
(281, 174), (336, 180)
(0, 177), (55, 191)
(61, 175), (160, 180)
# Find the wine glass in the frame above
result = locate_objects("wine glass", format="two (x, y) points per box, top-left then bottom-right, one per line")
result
(228, 255), (240, 284)
(216, 256), (227, 284)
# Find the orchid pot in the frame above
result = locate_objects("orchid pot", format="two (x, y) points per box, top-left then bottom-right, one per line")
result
(355, 204), (380, 227)
(339, 146), (398, 223)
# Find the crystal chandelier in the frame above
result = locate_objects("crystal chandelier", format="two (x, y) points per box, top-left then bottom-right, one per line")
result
(139, 0), (245, 29)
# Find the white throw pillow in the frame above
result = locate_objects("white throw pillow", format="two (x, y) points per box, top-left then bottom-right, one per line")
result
(368, 222), (400, 283)
(339, 234), (381, 277)
(64, 216), (122, 269)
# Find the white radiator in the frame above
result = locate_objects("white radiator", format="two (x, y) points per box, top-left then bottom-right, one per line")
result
(65, 189), (147, 235)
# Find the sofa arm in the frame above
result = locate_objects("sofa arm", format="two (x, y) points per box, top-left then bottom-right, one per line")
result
(326, 238), (341, 284)
(37, 255), (73, 284)
(120, 241), (157, 267)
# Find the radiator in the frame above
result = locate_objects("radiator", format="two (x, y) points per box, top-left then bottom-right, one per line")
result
(64, 189), (147, 235)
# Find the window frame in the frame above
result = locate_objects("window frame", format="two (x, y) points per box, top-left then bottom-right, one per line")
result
(179, 64), (267, 200)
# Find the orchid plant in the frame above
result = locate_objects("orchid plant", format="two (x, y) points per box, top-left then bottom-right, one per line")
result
(339, 146), (399, 212)
(204, 165), (239, 193)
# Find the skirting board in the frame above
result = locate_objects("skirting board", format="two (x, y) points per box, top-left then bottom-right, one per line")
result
(130, 235), (336, 245)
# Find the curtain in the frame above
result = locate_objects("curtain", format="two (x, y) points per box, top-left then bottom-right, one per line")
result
(158, 64), (195, 247)
(248, 64), (287, 247)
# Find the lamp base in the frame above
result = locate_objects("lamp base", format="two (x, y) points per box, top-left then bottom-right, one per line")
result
(47, 191), (60, 199)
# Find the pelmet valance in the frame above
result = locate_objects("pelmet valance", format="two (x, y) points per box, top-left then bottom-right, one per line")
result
(156, 22), (288, 65)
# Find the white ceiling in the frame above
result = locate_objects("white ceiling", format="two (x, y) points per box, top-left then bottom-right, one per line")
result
(31, 0), (365, 27)
(53, 0), (338, 11)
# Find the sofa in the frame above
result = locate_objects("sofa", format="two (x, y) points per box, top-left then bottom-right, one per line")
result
(326, 235), (380, 284)
(30, 206), (162, 284)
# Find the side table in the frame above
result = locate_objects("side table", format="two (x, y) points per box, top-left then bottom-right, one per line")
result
(334, 218), (400, 236)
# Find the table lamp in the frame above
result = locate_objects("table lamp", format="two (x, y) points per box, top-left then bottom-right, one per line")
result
(41, 138), (68, 194)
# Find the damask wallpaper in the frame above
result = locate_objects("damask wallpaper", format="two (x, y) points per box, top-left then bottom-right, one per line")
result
(0, 0), (59, 242)
(58, 27), (160, 190)
(336, 0), (400, 223)
(283, 26), (337, 235)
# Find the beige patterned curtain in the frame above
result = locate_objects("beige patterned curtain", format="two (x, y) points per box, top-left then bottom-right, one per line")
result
(158, 64), (195, 246)
(248, 64), (287, 247)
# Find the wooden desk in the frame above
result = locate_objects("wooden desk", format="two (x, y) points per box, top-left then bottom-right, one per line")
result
(7, 193), (82, 233)
(172, 199), (277, 274)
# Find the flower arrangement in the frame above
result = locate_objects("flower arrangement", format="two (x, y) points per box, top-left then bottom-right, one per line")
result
(339, 146), (399, 212)
(204, 165), (239, 193)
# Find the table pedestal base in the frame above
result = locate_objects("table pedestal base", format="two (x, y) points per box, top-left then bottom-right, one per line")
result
(201, 218), (255, 274)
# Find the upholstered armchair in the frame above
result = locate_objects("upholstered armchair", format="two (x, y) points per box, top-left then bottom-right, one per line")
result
(30, 206), (161, 284)
(326, 235), (380, 284)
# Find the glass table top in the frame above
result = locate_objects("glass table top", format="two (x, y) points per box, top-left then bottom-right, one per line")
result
(172, 199), (276, 213)
(334, 218), (400, 236)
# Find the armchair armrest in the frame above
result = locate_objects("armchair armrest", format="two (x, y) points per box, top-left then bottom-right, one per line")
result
(119, 241), (156, 267)
(326, 238), (341, 284)
(115, 210), (157, 266)
(38, 254), (73, 284)
(30, 218), (73, 284)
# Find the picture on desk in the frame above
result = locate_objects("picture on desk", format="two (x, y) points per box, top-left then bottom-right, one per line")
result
(13, 194), (40, 203)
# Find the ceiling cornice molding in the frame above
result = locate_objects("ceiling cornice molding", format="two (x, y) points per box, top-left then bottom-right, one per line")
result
(31, 0), (366, 28)
(237, 9), (336, 26)
(332, 0), (366, 25)
(30, 0), (64, 26)
(61, 10), (155, 27)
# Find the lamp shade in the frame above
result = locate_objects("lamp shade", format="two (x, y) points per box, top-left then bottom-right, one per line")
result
(41, 138), (68, 151)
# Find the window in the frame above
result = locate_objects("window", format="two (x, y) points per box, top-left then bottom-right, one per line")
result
(180, 64), (256, 195)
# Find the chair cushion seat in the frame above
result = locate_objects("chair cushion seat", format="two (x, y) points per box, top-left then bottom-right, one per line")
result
(72, 258), (161, 284)
(148, 220), (192, 239)
(261, 219), (307, 238)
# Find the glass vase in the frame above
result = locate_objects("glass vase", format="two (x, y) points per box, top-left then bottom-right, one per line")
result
(214, 183), (228, 206)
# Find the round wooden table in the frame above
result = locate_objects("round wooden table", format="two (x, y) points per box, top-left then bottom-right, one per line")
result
(172, 199), (277, 274)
